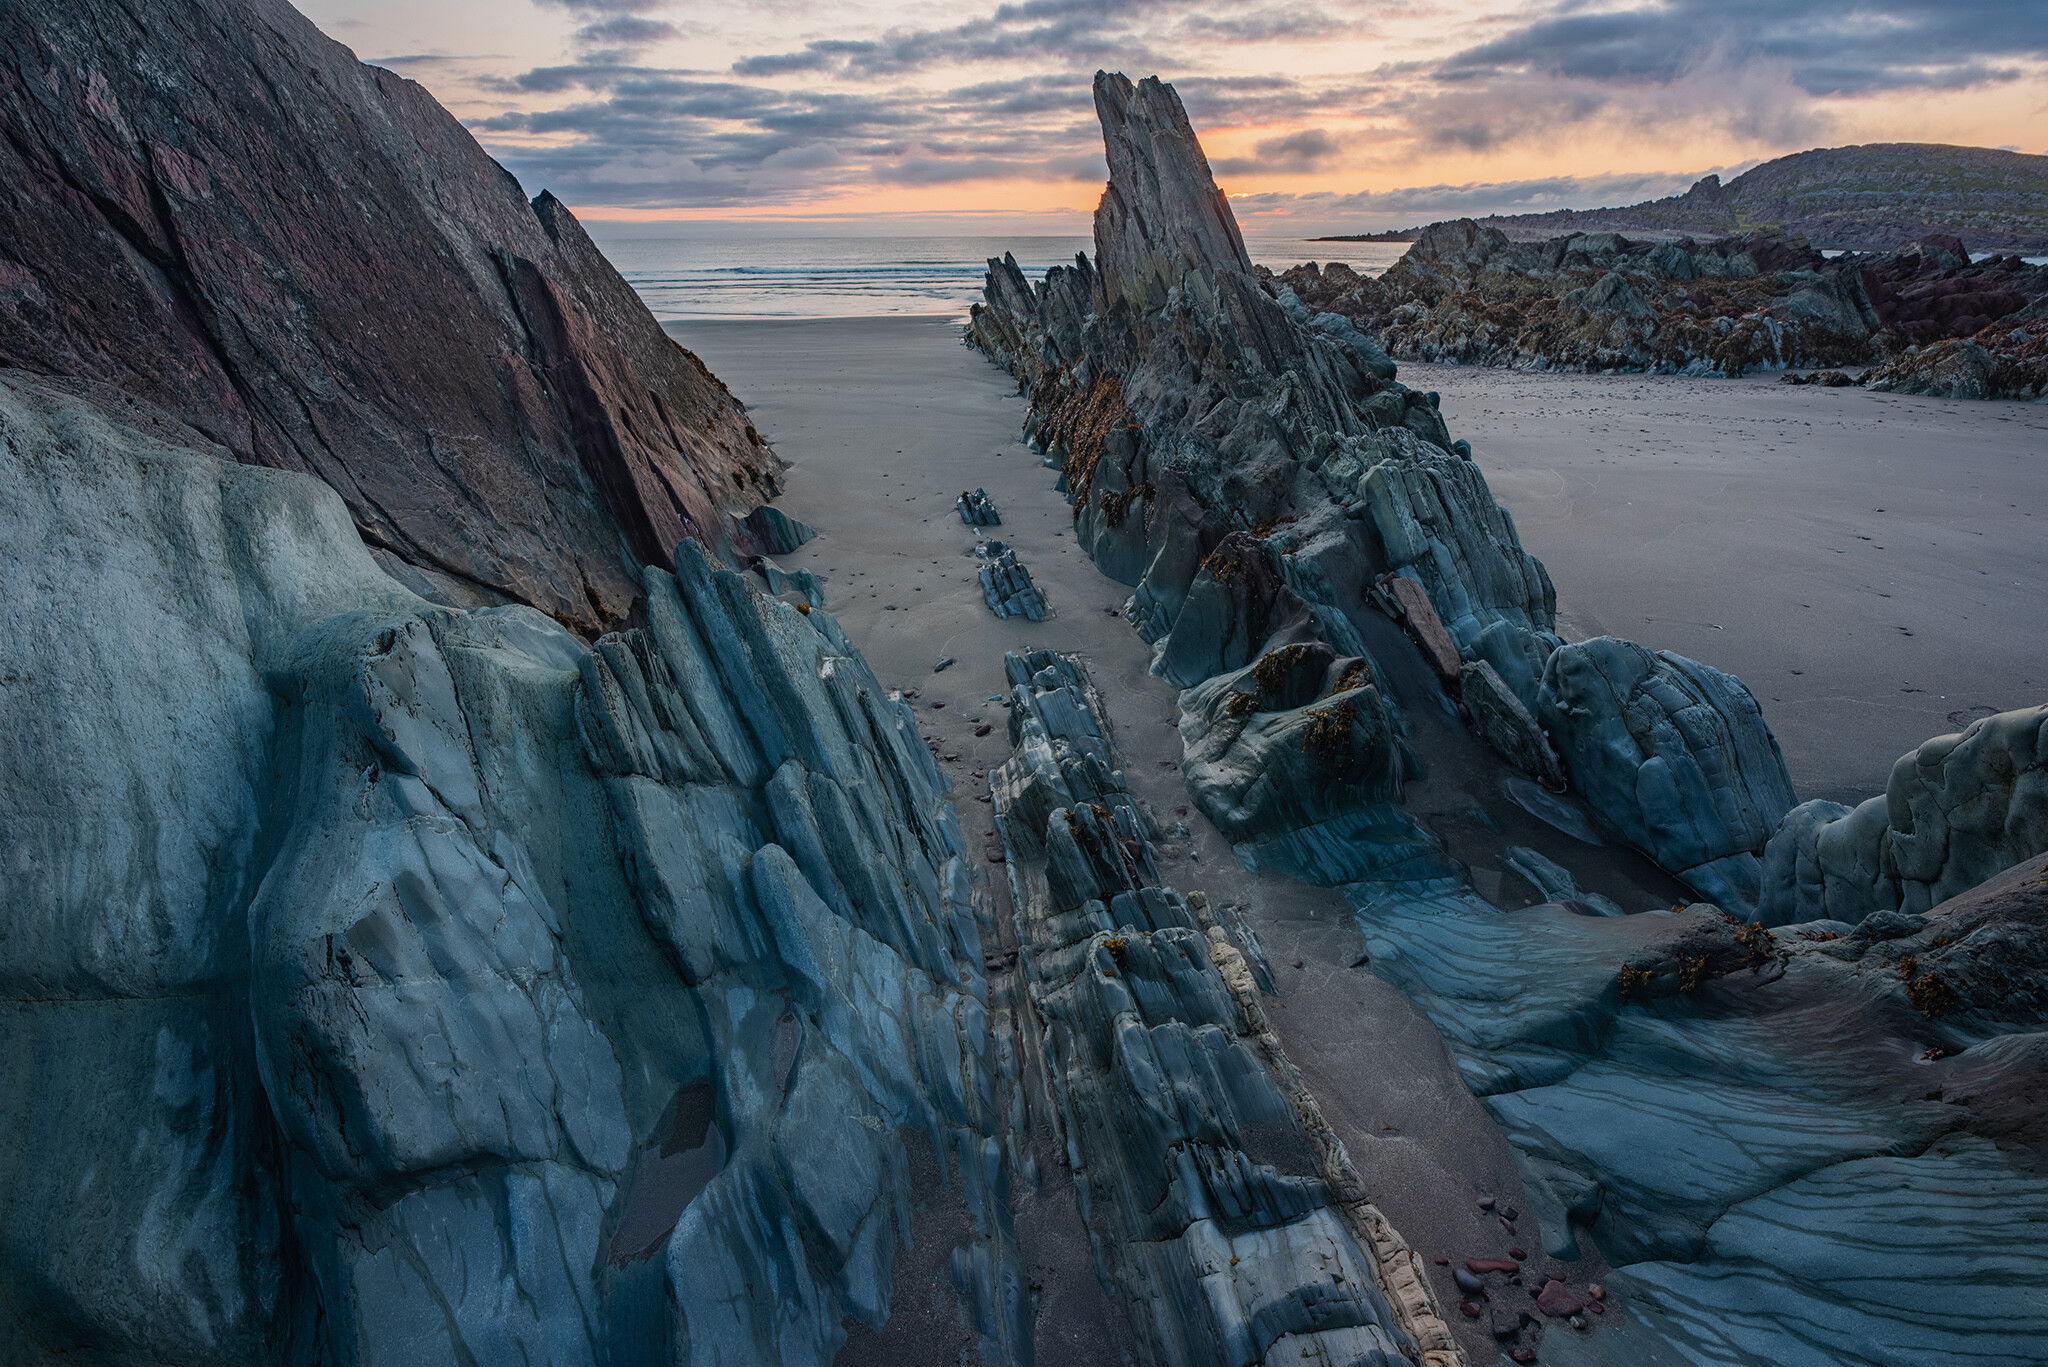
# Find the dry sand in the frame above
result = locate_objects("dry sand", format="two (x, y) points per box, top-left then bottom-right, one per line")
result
(669, 314), (2045, 1354)
(1407, 362), (2048, 802)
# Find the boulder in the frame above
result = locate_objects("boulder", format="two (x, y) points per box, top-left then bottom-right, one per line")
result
(1539, 638), (1797, 913)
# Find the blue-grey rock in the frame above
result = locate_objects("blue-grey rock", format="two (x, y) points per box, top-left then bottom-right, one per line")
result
(976, 539), (1051, 620)
(1538, 637), (1797, 914)
(1179, 643), (1409, 843)
(1461, 659), (1565, 787)
(739, 503), (817, 555)
(957, 487), (1003, 526)
(1758, 705), (2047, 926)
(992, 649), (1459, 1367)
(0, 371), (1021, 1366)
(971, 69), (2048, 1367)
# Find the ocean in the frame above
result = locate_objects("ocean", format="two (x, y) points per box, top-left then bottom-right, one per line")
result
(590, 234), (1409, 321)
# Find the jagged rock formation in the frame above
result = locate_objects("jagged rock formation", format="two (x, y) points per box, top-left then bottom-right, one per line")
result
(976, 539), (1051, 620)
(958, 487), (1004, 526)
(1274, 223), (2048, 383)
(1444, 143), (2048, 254)
(739, 502), (817, 555)
(973, 71), (2048, 1366)
(1862, 291), (2048, 400)
(0, 371), (1022, 1364)
(0, 4), (1051, 1362)
(992, 650), (1460, 1367)
(970, 72), (1792, 913)
(1759, 705), (2048, 926)
(0, 0), (778, 630)
(1538, 639), (1798, 911)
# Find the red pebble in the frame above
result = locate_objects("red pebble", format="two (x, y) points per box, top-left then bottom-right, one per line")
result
(1509, 1350), (1537, 1365)
(1465, 1258), (1521, 1275)
(1459, 1300), (1481, 1319)
(1508, 1247), (1527, 1260)
(1433, 1256), (1450, 1266)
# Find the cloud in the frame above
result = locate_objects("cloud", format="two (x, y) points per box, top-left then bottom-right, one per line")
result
(1393, 0), (2048, 153)
(874, 151), (1105, 185)
(1340, 168), (1743, 216)
(1213, 128), (1341, 176)
(731, 0), (1372, 82)
(1444, 0), (2048, 98)
(531, 0), (672, 12)
(572, 16), (679, 48)
(431, 0), (2043, 214)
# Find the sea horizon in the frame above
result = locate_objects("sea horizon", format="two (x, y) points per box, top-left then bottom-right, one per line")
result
(594, 233), (1410, 321)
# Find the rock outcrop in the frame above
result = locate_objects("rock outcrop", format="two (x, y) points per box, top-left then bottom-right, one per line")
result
(992, 650), (1460, 1367)
(1274, 223), (2048, 385)
(1539, 639), (1797, 911)
(971, 73), (1793, 913)
(976, 539), (1052, 620)
(958, 487), (1004, 526)
(1758, 705), (2047, 926)
(0, 0), (778, 631)
(973, 71), (2048, 1367)
(0, 371), (1018, 1364)
(0, 4), (1041, 1362)
(1862, 292), (2048, 401)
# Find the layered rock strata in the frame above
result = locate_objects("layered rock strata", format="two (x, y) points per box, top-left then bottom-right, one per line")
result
(0, 370), (1026, 1364)
(0, 0), (778, 629)
(1759, 705), (2047, 926)
(1276, 223), (2047, 391)
(970, 72), (1796, 914)
(991, 649), (1460, 1367)
(977, 540), (1052, 620)
(959, 487), (1004, 526)
(973, 71), (2048, 1366)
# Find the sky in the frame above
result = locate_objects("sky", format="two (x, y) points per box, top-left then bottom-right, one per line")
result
(301, 0), (2048, 235)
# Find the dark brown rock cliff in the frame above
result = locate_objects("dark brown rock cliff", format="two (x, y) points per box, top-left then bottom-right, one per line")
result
(0, 0), (777, 630)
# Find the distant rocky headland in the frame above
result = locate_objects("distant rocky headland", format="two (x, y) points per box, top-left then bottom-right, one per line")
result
(1274, 222), (2048, 399)
(1322, 143), (2048, 256)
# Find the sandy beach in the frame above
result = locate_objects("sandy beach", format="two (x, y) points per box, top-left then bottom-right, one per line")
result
(1405, 362), (2048, 802)
(679, 315), (2044, 806)
(670, 314), (1548, 1360)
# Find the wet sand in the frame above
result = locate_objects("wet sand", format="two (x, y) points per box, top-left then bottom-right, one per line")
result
(1407, 362), (2048, 802)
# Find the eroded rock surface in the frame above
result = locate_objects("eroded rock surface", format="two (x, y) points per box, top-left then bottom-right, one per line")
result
(970, 71), (1791, 912)
(1759, 706), (2047, 926)
(992, 650), (1460, 1367)
(0, 0), (778, 629)
(0, 371), (1019, 1365)
(972, 70), (2048, 1367)
(1274, 223), (2048, 388)
(976, 539), (1052, 620)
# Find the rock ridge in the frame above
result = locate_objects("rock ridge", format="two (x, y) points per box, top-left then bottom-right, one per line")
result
(0, 0), (779, 631)
(971, 70), (2048, 1366)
